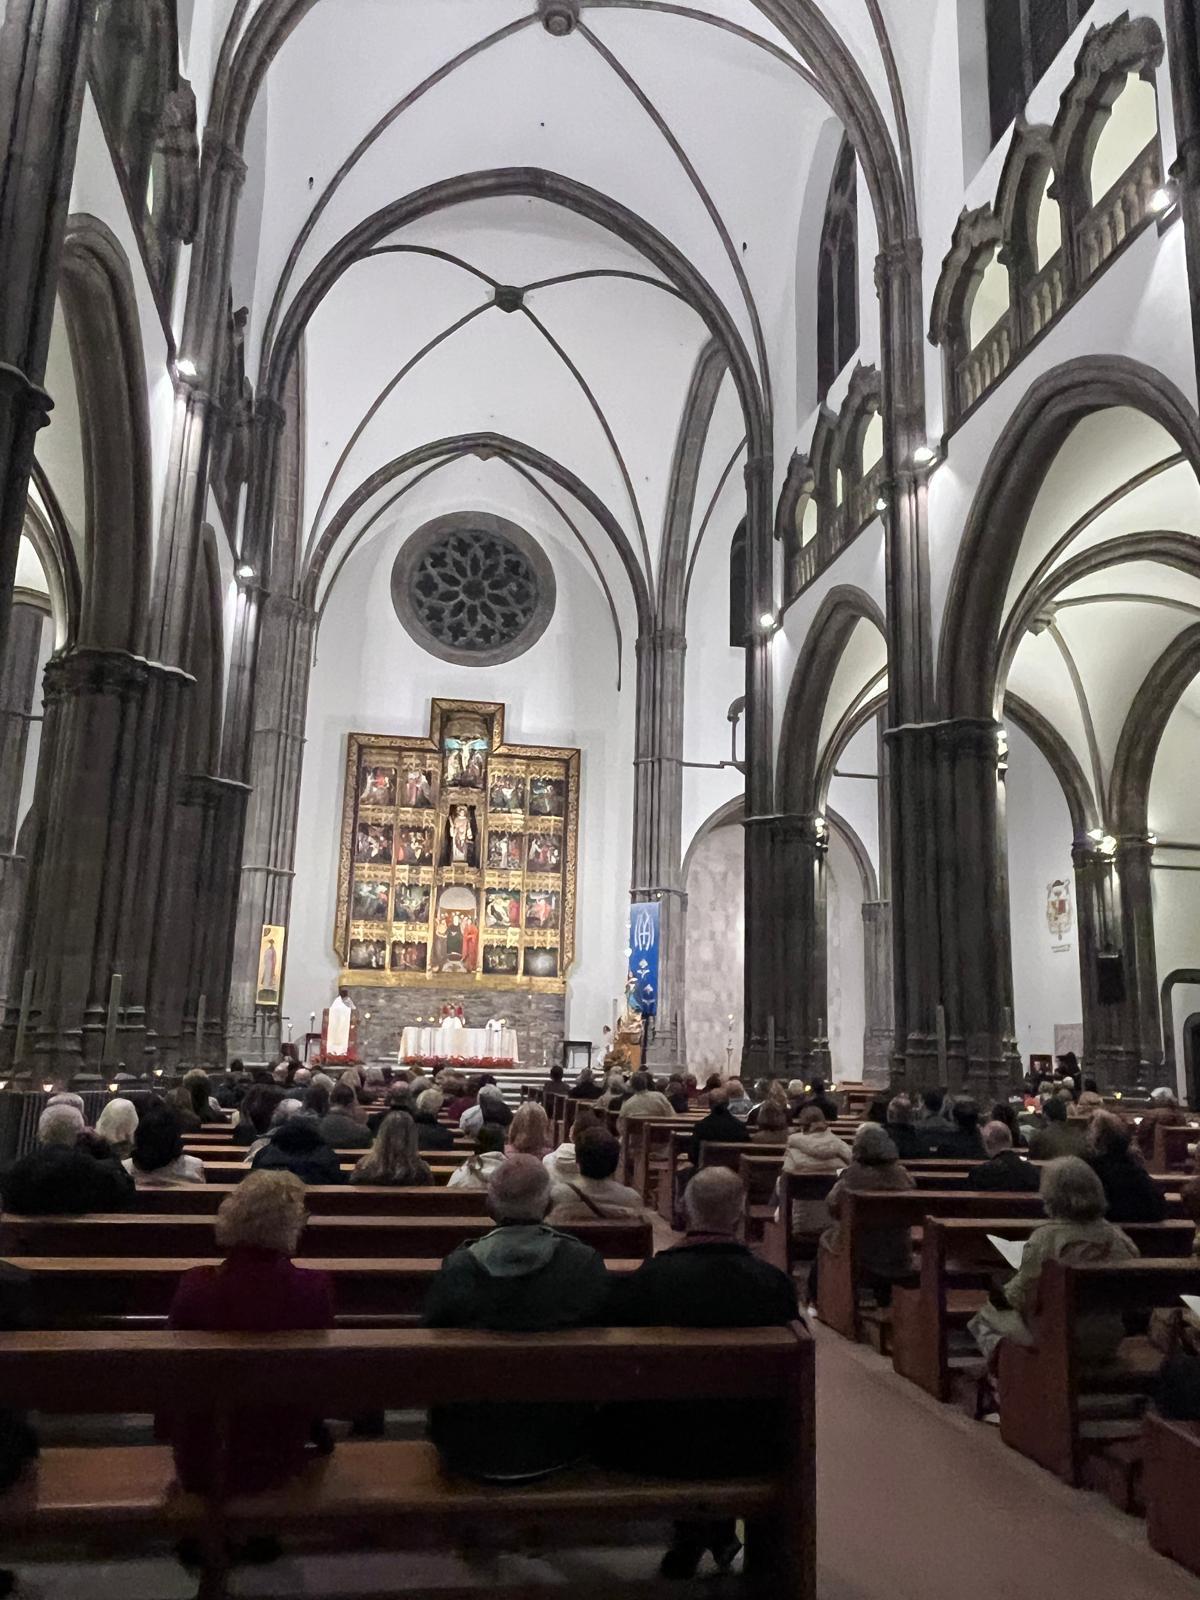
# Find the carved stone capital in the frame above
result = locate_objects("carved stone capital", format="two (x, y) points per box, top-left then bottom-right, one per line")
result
(0, 362), (53, 430)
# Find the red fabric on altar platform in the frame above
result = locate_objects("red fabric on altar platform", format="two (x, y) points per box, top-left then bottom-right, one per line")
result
(402, 1055), (515, 1071)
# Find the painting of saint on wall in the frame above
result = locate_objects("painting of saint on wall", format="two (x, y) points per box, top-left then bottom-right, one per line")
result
(524, 946), (559, 979)
(431, 886), (479, 973)
(352, 880), (390, 922)
(395, 827), (434, 866)
(393, 884), (431, 923)
(348, 936), (387, 970)
(483, 944), (519, 976)
(487, 831), (523, 871)
(400, 765), (434, 809)
(485, 888), (522, 928)
(442, 804), (478, 867)
(443, 735), (487, 789)
(489, 773), (525, 812)
(529, 775), (565, 816)
(256, 924), (284, 1007)
(390, 939), (428, 972)
(527, 833), (561, 872)
(359, 764), (397, 809)
(525, 890), (559, 929)
(355, 822), (393, 864)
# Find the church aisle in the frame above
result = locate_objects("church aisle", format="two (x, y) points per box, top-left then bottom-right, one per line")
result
(815, 1326), (1198, 1600)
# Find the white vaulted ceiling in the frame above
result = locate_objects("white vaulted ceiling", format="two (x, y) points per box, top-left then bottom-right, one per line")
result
(221, 0), (859, 625)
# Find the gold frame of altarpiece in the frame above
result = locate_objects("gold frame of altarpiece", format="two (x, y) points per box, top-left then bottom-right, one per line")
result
(334, 700), (579, 994)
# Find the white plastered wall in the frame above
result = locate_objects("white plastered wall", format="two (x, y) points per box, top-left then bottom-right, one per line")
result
(287, 502), (636, 1052)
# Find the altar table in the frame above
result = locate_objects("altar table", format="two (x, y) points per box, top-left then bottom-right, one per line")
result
(399, 1022), (519, 1062)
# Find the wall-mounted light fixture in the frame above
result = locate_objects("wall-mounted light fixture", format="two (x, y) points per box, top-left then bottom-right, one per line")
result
(175, 357), (197, 379)
(911, 443), (938, 468)
(235, 561), (256, 581)
(1149, 181), (1177, 215)
(758, 610), (778, 632)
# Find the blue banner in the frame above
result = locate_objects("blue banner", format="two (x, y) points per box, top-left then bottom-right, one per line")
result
(627, 901), (660, 1016)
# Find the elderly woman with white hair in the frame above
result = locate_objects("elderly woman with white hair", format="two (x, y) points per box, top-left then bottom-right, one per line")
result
(969, 1155), (1139, 1372)
(0, 1102), (134, 1215)
(815, 1123), (915, 1311)
(95, 1097), (139, 1161)
(459, 1082), (512, 1135)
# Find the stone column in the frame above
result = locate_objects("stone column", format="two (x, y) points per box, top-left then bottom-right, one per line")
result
(181, 776), (252, 1065)
(1115, 833), (1162, 1086)
(3, 648), (191, 1078)
(228, 594), (314, 1058)
(774, 811), (830, 1079)
(862, 899), (894, 1088)
(742, 453), (776, 1076)
(0, 0), (94, 667)
(1073, 838), (1121, 1084)
(630, 625), (686, 1068)
(0, 605), (44, 1010)
(1165, 0), (1200, 399)
(885, 717), (1020, 1104)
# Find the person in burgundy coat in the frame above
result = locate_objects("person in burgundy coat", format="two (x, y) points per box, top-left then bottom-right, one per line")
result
(167, 1170), (335, 1493)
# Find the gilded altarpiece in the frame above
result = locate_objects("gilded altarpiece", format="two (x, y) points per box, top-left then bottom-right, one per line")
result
(335, 701), (579, 993)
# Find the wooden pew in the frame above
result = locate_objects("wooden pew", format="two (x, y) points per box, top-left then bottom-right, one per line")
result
(1153, 1121), (1199, 1173)
(1145, 1413), (1200, 1578)
(891, 1216), (1197, 1400)
(0, 1213), (653, 1261)
(8, 1255), (645, 1327)
(0, 1325), (816, 1600)
(998, 1258), (1200, 1483)
(817, 1190), (1049, 1341)
(623, 1116), (697, 1195)
(126, 1184), (491, 1215)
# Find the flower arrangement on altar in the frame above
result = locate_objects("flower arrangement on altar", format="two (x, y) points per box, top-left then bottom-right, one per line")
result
(402, 1055), (514, 1071)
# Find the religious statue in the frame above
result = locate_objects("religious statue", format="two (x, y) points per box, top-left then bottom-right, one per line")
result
(444, 804), (477, 867)
(610, 976), (645, 1071)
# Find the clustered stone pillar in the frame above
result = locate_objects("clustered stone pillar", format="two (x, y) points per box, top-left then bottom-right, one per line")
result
(0, 605), (44, 1014)
(1072, 833), (1162, 1089)
(0, 0), (95, 667)
(228, 593), (315, 1059)
(884, 716), (1021, 1105)
(773, 812), (830, 1079)
(742, 454), (776, 1077)
(13, 649), (192, 1077)
(630, 624), (687, 1069)
(861, 899), (894, 1088)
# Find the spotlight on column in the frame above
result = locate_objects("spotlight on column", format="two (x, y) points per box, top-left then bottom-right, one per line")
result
(236, 561), (256, 581)
(175, 357), (197, 379)
(911, 443), (938, 467)
(875, 495), (888, 513)
(1149, 182), (1176, 216)
(758, 610), (778, 632)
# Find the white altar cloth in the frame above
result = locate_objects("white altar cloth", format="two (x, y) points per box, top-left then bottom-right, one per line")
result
(400, 1023), (519, 1061)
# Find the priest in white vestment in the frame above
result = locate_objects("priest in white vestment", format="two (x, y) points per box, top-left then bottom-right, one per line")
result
(326, 987), (355, 1057)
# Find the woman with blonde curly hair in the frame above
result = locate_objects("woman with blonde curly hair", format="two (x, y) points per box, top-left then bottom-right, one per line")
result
(166, 1170), (335, 1492)
(506, 1102), (550, 1158)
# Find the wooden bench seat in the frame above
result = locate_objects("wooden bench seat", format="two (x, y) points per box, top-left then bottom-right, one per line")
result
(0, 1326), (815, 1599)
(0, 1213), (653, 1261)
(6, 1256), (645, 1326)
(1145, 1413), (1200, 1578)
(127, 1184), (490, 1214)
(891, 1217), (1196, 1400)
(998, 1258), (1200, 1484)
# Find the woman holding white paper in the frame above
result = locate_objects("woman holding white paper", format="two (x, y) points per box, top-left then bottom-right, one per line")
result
(969, 1156), (1138, 1369)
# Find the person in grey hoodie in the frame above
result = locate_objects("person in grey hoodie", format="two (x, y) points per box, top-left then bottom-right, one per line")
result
(780, 1107), (853, 1235)
(423, 1154), (610, 1480)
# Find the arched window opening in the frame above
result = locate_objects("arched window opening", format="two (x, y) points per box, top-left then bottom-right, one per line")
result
(799, 497), (819, 547)
(969, 249), (1011, 347)
(817, 138), (858, 401)
(729, 521), (748, 647)
(1088, 73), (1158, 205)
(984, 0), (1095, 148)
(1034, 167), (1062, 270)
(861, 412), (884, 477)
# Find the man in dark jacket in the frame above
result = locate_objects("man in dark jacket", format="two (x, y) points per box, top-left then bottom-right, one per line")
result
(568, 1066), (604, 1100)
(916, 1086), (954, 1131)
(967, 1121), (1041, 1192)
(412, 1089), (455, 1149)
(914, 1097), (986, 1160)
(252, 1117), (345, 1184)
(1028, 1093), (1088, 1160)
(423, 1155), (609, 1479)
(687, 1088), (749, 1165)
(318, 1084), (371, 1148)
(605, 1167), (798, 1578)
(800, 1077), (840, 1122)
(1, 1104), (134, 1215)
